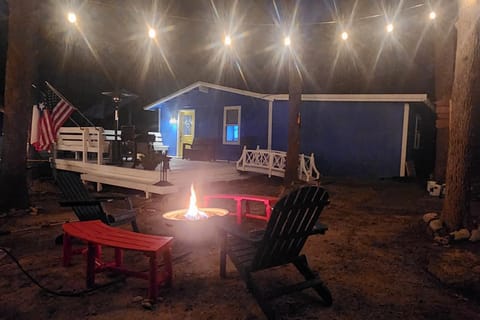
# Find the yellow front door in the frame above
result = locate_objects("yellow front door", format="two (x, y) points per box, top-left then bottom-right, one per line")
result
(178, 110), (195, 158)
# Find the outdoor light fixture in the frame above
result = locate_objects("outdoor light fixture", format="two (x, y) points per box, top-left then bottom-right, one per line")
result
(224, 35), (232, 46)
(67, 12), (77, 24)
(169, 117), (177, 125)
(148, 27), (156, 39)
(341, 31), (348, 40)
(284, 36), (291, 47)
(429, 11), (437, 20)
(386, 23), (394, 33)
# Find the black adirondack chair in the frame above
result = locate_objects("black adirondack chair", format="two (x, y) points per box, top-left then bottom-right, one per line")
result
(217, 186), (331, 319)
(54, 169), (139, 232)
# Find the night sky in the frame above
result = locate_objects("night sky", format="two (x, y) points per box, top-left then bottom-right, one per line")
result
(1, 0), (451, 132)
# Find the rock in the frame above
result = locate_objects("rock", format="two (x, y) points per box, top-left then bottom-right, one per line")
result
(423, 212), (439, 223)
(29, 207), (39, 216)
(132, 296), (143, 303)
(433, 236), (449, 245)
(450, 228), (470, 241)
(469, 229), (480, 242)
(429, 219), (443, 232)
(142, 300), (154, 310)
(473, 266), (480, 274)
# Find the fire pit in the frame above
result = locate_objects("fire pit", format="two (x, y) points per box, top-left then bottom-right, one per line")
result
(162, 185), (229, 244)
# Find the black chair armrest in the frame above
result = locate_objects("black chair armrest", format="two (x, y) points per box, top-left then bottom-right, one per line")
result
(310, 222), (328, 235)
(59, 199), (102, 207)
(215, 218), (263, 244)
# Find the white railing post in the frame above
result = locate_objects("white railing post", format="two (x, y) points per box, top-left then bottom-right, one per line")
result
(97, 127), (104, 165)
(268, 149), (273, 178)
(82, 127), (89, 163)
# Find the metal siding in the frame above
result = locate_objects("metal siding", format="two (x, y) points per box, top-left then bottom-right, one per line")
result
(300, 101), (404, 177)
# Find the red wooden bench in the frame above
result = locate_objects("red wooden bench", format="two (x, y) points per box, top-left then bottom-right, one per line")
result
(62, 220), (173, 301)
(203, 194), (278, 224)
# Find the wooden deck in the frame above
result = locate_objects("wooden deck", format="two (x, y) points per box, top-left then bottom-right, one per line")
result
(55, 158), (252, 198)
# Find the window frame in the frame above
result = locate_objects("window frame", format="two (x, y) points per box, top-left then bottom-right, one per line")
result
(223, 106), (241, 145)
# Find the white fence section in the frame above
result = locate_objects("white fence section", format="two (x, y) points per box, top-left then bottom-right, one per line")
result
(55, 127), (108, 165)
(236, 146), (320, 182)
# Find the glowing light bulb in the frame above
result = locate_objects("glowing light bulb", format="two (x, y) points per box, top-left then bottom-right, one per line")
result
(224, 35), (232, 46)
(67, 12), (77, 24)
(284, 36), (291, 47)
(148, 28), (156, 39)
(429, 11), (436, 20)
(341, 31), (348, 40)
(386, 23), (394, 33)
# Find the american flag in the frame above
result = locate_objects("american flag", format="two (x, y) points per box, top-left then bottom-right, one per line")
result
(44, 85), (75, 135)
(30, 84), (75, 151)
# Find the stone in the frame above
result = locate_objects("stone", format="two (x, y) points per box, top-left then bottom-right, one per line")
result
(142, 300), (154, 310)
(132, 296), (143, 303)
(450, 229), (470, 241)
(423, 212), (439, 223)
(469, 229), (480, 242)
(429, 219), (444, 232)
(433, 236), (449, 245)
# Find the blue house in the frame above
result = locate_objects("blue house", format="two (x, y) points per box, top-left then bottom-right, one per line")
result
(145, 82), (435, 178)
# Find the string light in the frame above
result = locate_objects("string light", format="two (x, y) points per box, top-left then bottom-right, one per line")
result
(429, 11), (436, 20)
(284, 36), (291, 47)
(386, 23), (394, 33)
(341, 31), (348, 41)
(148, 27), (156, 39)
(67, 12), (77, 24)
(224, 35), (232, 46)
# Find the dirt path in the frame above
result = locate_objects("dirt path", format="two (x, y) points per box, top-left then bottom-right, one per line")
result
(1, 175), (479, 319)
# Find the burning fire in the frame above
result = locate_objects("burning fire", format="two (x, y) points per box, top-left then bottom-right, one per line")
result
(184, 184), (209, 220)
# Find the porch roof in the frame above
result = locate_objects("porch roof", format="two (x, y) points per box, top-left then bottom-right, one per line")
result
(143, 81), (433, 111)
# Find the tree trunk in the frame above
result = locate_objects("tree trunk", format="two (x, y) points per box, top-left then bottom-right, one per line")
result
(433, 1), (457, 182)
(284, 57), (302, 186)
(0, 0), (39, 210)
(441, 0), (480, 230)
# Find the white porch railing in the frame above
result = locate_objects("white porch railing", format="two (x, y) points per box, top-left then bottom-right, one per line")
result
(236, 146), (320, 182)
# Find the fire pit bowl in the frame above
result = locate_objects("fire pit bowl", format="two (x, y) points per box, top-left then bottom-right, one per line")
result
(162, 208), (229, 244)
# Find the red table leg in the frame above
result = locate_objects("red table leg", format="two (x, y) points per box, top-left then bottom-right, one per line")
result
(86, 242), (96, 288)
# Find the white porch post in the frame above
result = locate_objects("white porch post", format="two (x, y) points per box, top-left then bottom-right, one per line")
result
(267, 100), (273, 150)
(400, 103), (410, 177)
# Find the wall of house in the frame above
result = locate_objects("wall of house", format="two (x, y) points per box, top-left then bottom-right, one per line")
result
(158, 88), (269, 160)
(272, 100), (407, 177)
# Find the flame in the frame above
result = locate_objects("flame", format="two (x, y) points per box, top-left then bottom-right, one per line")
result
(184, 184), (209, 220)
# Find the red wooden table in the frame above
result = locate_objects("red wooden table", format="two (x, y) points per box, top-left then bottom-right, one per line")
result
(203, 194), (278, 224)
(62, 220), (173, 301)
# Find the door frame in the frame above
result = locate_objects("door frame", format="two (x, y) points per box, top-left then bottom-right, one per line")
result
(177, 109), (195, 158)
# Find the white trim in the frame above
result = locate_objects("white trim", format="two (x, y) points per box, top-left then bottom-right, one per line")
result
(267, 100), (273, 150)
(400, 103), (410, 177)
(223, 106), (241, 145)
(266, 93), (430, 103)
(144, 81), (267, 110)
(143, 81), (432, 110)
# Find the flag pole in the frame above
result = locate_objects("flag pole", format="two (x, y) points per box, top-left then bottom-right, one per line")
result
(33, 83), (80, 127)
(45, 81), (97, 128)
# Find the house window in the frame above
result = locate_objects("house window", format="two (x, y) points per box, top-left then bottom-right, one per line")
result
(223, 106), (241, 144)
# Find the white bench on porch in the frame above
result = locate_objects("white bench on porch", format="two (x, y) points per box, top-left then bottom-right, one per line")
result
(55, 127), (109, 165)
(236, 146), (321, 182)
